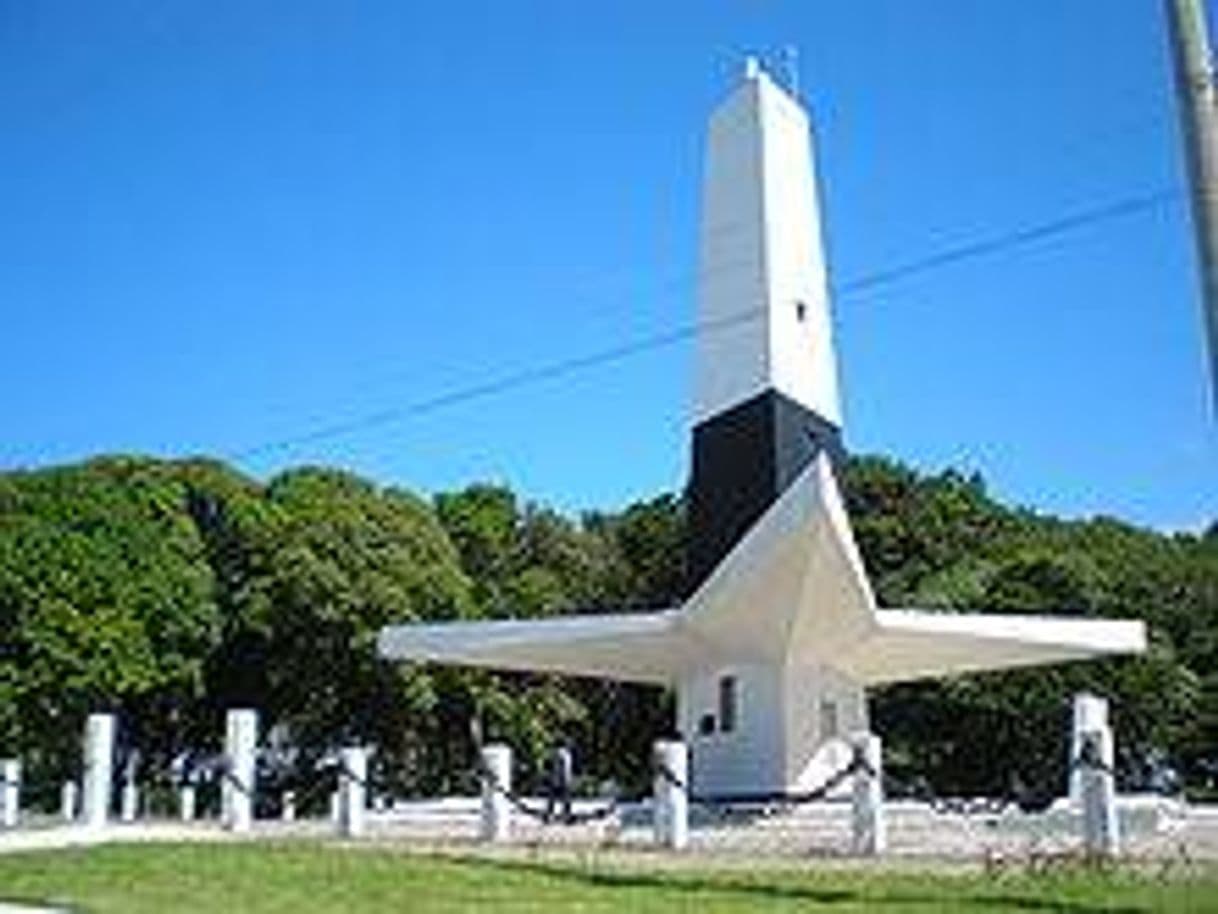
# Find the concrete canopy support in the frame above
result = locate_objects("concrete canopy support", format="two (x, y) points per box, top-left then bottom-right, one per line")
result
(1079, 728), (1120, 858)
(653, 740), (689, 851)
(479, 744), (512, 843)
(222, 708), (258, 833)
(849, 732), (885, 856)
(337, 747), (367, 839)
(1, 759), (19, 828)
(82, 713), (115, 829)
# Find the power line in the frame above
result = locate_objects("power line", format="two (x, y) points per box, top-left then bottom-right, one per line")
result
(834, 188), (1180, 296)
(264, 182), (1180, 409)
(229, 307), (764, 460)
(228, 186), (1182, 462)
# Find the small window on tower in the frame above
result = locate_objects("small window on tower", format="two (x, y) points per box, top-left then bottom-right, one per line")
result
(719, 675), (738, 734)
(795, 301), (807, 322)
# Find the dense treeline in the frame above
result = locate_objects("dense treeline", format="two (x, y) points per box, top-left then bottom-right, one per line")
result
(0, 454), (1213, 801)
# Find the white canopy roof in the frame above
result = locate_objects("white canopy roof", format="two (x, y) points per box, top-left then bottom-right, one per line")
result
(378, 455), (1145, 685)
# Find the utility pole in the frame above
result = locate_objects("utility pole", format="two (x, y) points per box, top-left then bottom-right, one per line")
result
(1166, 0), (1218, 414)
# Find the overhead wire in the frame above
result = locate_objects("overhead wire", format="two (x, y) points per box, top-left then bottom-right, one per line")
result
(227, 185), (1182, 462)
(833, 187), (1180, 296)
(229, 305), (764, 460)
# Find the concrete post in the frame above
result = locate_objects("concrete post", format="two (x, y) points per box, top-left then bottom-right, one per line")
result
(1070, 693), (1108, 803)
(82, 713), (115, 829)
(1080, 728), (1120, 857)
(329, 790), (340, 824)
(479, 743), (512, 843)
(850, 731), (886, 856)
(60, 781), (77, 822)
(337, 747), (367, 838)
(179, 784), (196, 822)
(652, 739), (689, 851)
(281, 790), (296, 823)
(222, 708), (258, 833)
(120, 779), (139, 823)
(1, 759), (20, 828)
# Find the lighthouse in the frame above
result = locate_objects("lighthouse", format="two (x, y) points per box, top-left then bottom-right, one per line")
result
(378, 61), (1145, 796)
(689, 56), (843, 593)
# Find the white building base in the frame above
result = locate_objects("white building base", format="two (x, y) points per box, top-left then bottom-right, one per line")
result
(678, 662), (866, 796)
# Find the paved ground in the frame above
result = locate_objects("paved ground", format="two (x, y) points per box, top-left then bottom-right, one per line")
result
(1, 796), (1215, 864)
(0, 821), (238, 856)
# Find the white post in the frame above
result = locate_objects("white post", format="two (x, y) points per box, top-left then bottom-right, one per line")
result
(479, 743), (512, 843)
(329, 790), (340, 825)
(223, 708), (258, 833)
(120, 779), (139, 823)
(338, 747), (367, 838)
(82, 713), (115, 829)
(1080, 728), (1120, 857)
(179, 784), (196, 822)
(60, 781), (77, 823)
(1070, 693), (1108, 803)
(1, 760), (20, 828)
(652, 739), (689, 851)
(850, 731), (886, 856)
(281, 790), (296, 823)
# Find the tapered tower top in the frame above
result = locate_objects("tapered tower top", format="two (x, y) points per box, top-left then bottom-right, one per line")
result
(693, 59), (841, 429)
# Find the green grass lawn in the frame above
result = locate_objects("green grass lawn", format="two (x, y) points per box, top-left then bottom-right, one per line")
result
(0, 842), (1215, 913)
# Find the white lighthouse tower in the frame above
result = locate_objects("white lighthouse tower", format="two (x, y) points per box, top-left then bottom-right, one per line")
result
(379, 61), (1145, 796)
(694, 57), (840, 429)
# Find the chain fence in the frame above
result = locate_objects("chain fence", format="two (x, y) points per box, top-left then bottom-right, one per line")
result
(338, 741), (1208, 867)
(2, 729), (1215, 872)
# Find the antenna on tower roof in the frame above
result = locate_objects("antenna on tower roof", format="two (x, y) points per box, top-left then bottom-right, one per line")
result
(782, 45), (800, 99)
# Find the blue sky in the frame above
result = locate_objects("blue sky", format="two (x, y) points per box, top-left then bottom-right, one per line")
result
(1, 0), (1214, 530)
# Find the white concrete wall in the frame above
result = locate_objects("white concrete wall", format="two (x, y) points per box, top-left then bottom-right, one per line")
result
(695, 76), (768, 425)
(679, 660), (866, 795)
(758, 75), (840, 429)
(784, 664), (867, 792)
(694, 66), (841, 428)
(680, 664), (785, 793)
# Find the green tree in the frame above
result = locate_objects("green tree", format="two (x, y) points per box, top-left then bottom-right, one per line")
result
(0, 458), (222, 795)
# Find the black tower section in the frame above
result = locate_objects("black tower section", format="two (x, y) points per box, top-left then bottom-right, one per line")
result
(687, 389), (844, 595)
